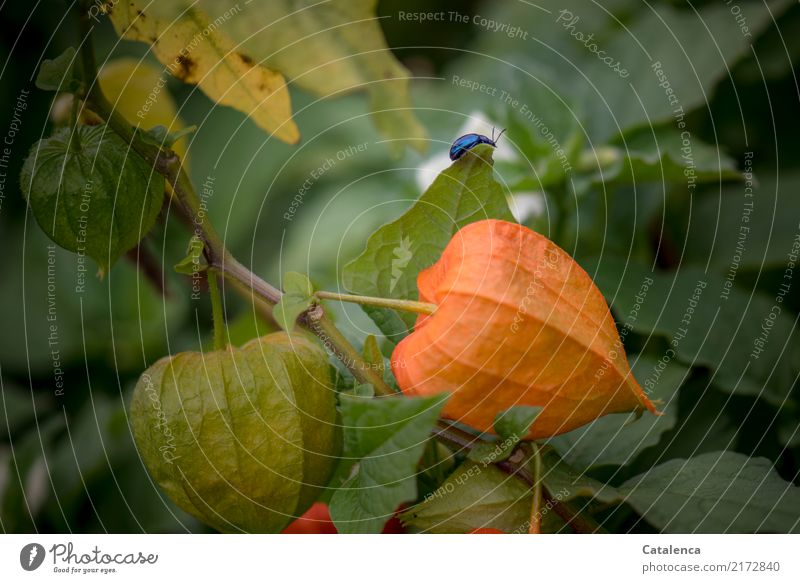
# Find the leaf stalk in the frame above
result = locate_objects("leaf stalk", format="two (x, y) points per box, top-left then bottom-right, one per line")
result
(315, 290), (437, 316)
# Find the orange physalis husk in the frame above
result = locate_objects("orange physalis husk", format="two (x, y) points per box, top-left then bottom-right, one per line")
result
(391, 219), (657, 439)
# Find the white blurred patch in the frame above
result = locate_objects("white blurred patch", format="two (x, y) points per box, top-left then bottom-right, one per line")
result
(508, 192), (546, 223)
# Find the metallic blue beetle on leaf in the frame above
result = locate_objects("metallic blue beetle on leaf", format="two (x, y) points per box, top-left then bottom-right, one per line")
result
(449, 127), (506, 161)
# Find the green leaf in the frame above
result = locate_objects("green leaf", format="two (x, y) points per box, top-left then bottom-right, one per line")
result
(683, 170), (800, 271)
(621, 452), (800, 533)
(0, 380), (51, 435)
(497, 85), (584, 190)
(400, 460), (535, 534)
(580, 0), (792, 142)
(139, 124), (197, 149)
(540, 448), (623, 505)
(173, 235), (206, 275)
(468, 406), (541, 464)
(588, 259), (800, 404)
(35, 47), (79, 91)
(329, 393), (448, 534)
(475, 0), (792, 142)
(494, 406), (541, 442)
(0, 416), (65, 532)
(272, 271), (315, 331)
(348, 382), (376, 399)
(20, 125), (165, 272)
(46, 393), (130, 502)
(548, 355), (689, 470)
(342, 144), (514, 339)
(585, 127), (742, 185)
(0, 220), (188, 373)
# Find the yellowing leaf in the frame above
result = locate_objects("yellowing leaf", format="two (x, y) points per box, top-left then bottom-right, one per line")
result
(98, 58), (189, 160)
(203, 0), (427, 154)
(108, 2), (299, 144)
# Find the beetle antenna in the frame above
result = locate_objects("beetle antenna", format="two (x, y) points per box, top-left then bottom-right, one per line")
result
(494, 128), (507, 144)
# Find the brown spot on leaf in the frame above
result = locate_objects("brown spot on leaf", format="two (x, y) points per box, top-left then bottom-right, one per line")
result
(173, 54), (196, 81)
(238, 53), (255, 67)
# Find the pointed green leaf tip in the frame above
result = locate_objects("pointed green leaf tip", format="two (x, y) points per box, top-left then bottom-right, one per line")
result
(621, 452), (800, 533)
(35, 47), (80, 91)
(174, 236), (206, 275)
(139, 125), (197, 149)
(272, 271), (315, 331)
(400, 460), (535, 534)
(342, 144), (514, 340)
(20, 124), (165, 272)
(469, 405), (541, 464)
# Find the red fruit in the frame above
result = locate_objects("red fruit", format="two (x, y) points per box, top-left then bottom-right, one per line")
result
(282, 502), (407, 534)
(282, 502), (338, 534)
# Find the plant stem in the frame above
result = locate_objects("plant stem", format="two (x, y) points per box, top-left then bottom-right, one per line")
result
(207, 270), (226, 350)
(125, 243), (168, 298)
(528, 443), (543, 534)
(316, 290), (437, 316)
(305, 312), (395, 396)
(68, 92), (82, 153)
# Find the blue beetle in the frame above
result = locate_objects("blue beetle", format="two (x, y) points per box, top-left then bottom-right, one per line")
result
(449, 127), (506, 161)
